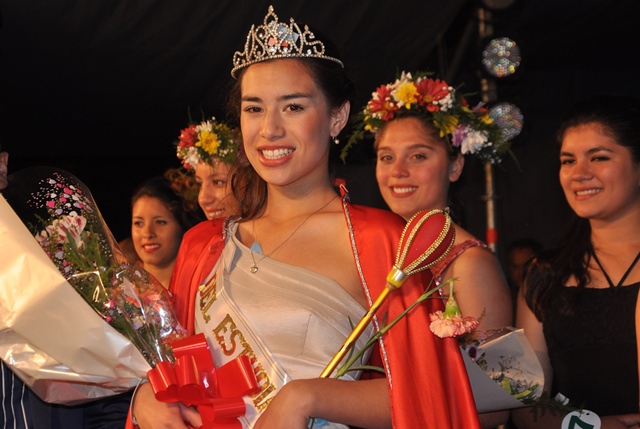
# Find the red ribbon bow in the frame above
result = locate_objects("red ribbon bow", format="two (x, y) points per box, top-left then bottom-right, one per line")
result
(147, 333), (260, 428)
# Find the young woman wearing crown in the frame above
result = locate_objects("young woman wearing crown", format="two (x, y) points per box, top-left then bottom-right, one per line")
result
(131, 6), (481, 428)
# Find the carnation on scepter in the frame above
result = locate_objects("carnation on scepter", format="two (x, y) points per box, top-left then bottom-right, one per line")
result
(332, 270), (546, 413)
(333, 277), (459, 378)
(429, 282), (480, 338)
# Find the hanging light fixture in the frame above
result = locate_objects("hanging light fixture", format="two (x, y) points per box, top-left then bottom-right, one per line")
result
(482, 37), (521, 78)
(489, 102), (523, 140)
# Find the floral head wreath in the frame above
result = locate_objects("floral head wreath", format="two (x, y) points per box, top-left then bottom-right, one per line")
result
(175, 117), (240, 171)
(342, 71), (511, 164)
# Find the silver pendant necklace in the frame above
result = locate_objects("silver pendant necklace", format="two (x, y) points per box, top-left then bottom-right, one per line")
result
(249, 194), (338, 273)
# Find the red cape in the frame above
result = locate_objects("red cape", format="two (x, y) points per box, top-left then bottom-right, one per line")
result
(168, 206), (480, 428)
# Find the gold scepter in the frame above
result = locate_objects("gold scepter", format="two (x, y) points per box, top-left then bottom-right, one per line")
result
(319, 208), (455, 378)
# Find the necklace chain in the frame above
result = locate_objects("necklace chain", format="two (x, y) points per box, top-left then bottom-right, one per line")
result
(249, 194), (339, 273)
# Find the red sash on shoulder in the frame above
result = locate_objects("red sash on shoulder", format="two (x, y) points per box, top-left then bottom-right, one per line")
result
(169, 219), (226, 335)
(348, 204), (480, 428)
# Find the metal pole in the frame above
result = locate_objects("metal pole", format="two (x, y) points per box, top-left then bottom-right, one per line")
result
(478, 6), (498, 251)
(484, 161), (497, 251)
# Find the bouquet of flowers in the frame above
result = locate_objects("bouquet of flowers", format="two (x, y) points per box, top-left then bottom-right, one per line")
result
(0, 166), (187, 404)
(430, 284), (544, 412)
(457, 327), (543, 412)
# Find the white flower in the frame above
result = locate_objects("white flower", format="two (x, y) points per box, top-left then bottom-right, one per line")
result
(195, 118), (215, 133)
(397, 71), (413, 83)
(36, 213), (87, 250)
(436, 88), (455, 111)
(460, 130), (490, 155)
(183, 146), (200, 170)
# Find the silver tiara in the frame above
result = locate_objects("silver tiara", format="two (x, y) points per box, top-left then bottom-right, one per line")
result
(231, 5), (344, 78)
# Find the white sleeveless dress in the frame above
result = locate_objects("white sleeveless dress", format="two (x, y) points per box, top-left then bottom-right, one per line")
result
(194, 223), (374, 428)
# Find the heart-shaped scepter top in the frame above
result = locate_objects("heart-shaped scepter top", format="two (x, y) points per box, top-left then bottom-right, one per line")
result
(320, 209), (455, 378)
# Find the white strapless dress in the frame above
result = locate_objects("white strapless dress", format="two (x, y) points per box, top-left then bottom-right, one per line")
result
(194, 223), (374, 428)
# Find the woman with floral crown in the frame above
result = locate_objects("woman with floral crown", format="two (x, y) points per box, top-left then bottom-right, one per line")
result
(119, 120), (238, 267)
(513, 95), (640, 429)
(131, 6), (480, 429)
(347, 71), (513, 427)
(175, 117), (240, 221)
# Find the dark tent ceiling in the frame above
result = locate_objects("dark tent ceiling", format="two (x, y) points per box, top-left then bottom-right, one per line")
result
(2, 0), (640, 254)
(0, 0), (468, 157)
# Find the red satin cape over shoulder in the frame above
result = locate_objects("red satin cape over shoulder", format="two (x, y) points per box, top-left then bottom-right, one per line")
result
(167, 207), (480, 428)
(169, 219), (225, 336)
(346, 205), (480, 428)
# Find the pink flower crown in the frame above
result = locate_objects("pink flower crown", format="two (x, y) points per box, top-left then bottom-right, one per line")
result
(175, 117), (240, 171)
(342, 71), (511, 164)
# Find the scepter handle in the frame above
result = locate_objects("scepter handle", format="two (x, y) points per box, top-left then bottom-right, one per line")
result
(318, 209), (454, 379)
(319, 287), (391, 378)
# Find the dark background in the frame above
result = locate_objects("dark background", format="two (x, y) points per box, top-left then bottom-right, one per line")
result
(2, 0), (640, 263)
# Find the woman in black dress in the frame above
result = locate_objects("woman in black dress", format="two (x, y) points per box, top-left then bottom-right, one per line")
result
(513, 94), (640, 429)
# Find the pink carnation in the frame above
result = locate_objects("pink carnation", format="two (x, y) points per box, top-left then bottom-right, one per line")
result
(429, 312), (479, 338)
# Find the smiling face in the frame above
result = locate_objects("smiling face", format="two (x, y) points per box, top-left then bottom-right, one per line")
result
(559, 123), (640, 224)
(239, 59), (348, 190)
(131, 196), (184, 270)
(195, 160), (238, 219)
(375, 117), (464, 220)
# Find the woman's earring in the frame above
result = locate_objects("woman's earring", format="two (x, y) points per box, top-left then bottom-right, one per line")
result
(331, 135), (340, 145)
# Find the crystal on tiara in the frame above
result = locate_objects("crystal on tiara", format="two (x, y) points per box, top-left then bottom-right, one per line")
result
(231, 5), (344, 78)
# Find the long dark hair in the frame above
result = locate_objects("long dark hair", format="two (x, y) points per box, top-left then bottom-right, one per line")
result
(524, 94), (640, 321)
(131, 175), (203, 233)
(227, 43), (355, 221)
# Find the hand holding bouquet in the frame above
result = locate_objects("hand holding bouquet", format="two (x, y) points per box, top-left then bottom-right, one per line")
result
(0, 167), (187, 404)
